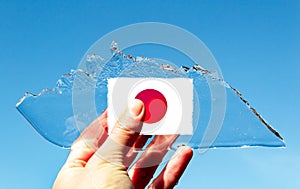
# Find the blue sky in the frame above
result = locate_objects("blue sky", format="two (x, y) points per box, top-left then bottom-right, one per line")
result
(1, 0), (299, 188)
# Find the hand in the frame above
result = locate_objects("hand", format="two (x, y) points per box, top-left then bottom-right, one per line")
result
(53, 99), (193, 189)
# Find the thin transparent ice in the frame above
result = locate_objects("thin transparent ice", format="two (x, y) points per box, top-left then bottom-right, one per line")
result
(16, 48), (285, 149)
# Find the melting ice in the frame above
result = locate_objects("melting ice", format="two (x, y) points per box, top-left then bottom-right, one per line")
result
(16, 42), (285, 149)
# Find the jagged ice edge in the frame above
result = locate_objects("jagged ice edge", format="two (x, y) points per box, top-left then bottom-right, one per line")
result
(16, 51), (284, 143)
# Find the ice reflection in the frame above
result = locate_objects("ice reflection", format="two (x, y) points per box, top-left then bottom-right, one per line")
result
(16, 48), (285, 149)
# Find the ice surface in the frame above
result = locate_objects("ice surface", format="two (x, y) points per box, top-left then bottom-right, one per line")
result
(16, 43), (285, 149)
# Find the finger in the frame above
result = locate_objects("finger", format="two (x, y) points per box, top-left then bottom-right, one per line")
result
(124, 135), (152, 167)
(128, 135), (178, 189)
(87, 99), (145, 167)
(65, 110), (108, 168)
(149, 146), (193, 189)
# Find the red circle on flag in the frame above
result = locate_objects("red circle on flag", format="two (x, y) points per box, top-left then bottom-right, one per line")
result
(135, 89), (167, 124)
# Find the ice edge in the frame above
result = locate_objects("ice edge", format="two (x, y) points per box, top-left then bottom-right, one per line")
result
(229, 85), (285, 142)
(15, 69), (96, 108)
(16, 50), (285, 144)
(168, 64), (285, 143)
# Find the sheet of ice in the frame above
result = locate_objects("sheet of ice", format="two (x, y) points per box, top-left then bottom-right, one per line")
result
(16, 45), (285, 149)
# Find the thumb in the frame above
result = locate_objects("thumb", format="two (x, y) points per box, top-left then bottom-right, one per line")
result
(87, 99), (145, 167)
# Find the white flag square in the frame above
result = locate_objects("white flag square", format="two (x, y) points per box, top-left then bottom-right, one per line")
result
(107, 78), (194, 135)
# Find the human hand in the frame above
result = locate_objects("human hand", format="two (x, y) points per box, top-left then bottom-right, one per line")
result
(53, 99), (193, 189)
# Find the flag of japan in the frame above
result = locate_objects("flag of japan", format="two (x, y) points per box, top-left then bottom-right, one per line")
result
(107, 78), (194, 135)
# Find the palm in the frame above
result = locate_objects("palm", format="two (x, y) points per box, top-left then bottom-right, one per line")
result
(54, 101), (193, 189)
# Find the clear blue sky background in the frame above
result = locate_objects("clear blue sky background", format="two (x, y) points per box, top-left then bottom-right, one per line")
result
(1, 0), (299, 188)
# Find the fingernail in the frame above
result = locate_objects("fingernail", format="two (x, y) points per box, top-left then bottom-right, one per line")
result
(129, 99), (144, 117)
